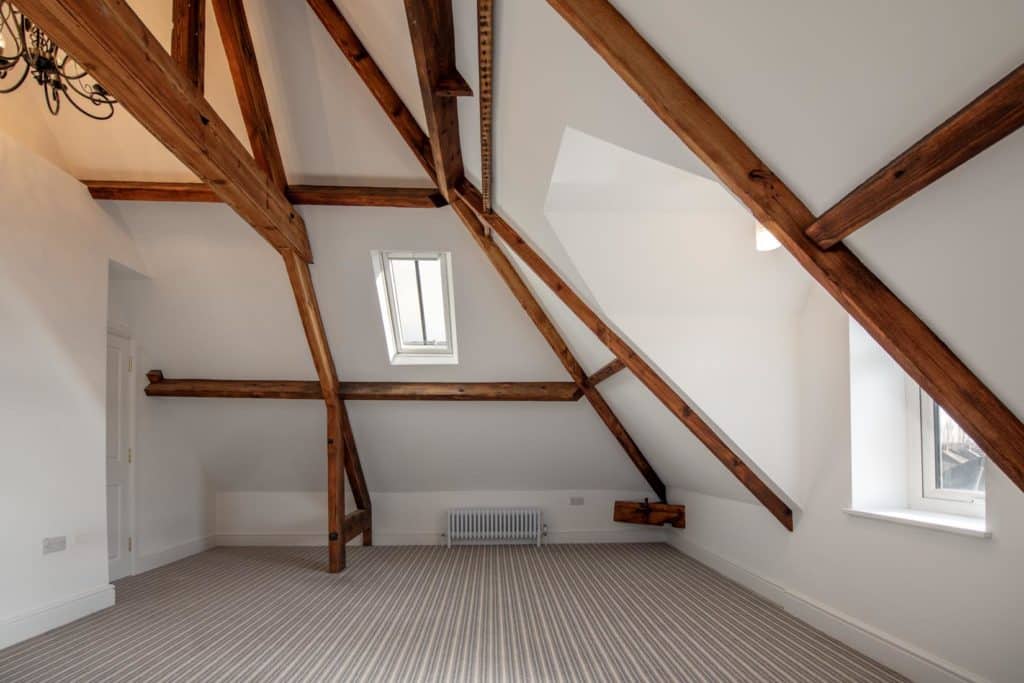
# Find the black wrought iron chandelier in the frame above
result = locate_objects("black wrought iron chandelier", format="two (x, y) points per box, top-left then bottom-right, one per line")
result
(0, 1), (116, 119)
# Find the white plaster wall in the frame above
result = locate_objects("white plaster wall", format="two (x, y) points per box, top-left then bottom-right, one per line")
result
(215, 489), (665, 546)
(0, 132), (146, 646)
(107, 281), (214, 569)
(670, 288), (1024, 683)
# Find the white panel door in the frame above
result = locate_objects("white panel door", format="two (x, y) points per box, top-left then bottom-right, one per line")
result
(106, 333), (133, 581)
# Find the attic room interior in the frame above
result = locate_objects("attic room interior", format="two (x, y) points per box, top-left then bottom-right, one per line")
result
(1, 0), (1022, 681)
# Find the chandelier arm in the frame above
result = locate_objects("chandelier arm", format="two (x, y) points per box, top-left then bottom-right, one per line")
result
(0, 0), (116, 119)
(0, 60), (29, 92)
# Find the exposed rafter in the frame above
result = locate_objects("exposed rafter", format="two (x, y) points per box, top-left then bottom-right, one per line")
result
(477, 0), (494, 212)
(83, 180), (447, 208)
(306, 0), (435, 182)
(16, 0), (311, 262)
(403, 0), (464, 199)
(212, 0), (289, 191)
(807, 63), (1024, 248)
(398, 0), (666, 501)
(209, 0), (373, 564)
(451, 199), (666, 500)
(456, 182), (789, 526)
(170, 0), (205, 91)
(310, 0), (795, 520)
(548, 0), (1024, 494)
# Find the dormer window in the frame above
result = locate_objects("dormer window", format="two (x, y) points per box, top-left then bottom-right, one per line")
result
(372, 250), (458, 365)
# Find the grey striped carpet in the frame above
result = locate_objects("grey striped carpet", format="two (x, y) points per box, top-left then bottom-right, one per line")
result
(0, 544), (904, 682)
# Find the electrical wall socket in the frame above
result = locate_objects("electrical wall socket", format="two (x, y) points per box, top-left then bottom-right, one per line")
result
(42, 536), (67, 554)
(569, 496), (585, 506)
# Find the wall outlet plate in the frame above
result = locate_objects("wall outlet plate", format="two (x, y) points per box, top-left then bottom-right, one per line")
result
(569, 496), (585, 506)
(42, 536), (67, 554)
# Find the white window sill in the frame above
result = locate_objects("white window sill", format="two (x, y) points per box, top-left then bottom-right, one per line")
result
(388, 354), (459, 366)
(843, 507), (991, 539)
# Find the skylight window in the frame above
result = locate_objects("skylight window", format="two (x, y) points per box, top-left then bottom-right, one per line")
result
(372, 251), (458, 365)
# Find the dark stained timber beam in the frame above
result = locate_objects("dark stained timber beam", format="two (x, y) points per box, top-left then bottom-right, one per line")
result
(433, 71), (473, 98)
(17, 0), (310, 262)
(344, 381), (581, 401)
(144, 371), (581, 401)
(282, 249), (371, 565)
(807, 63), (1024, 248)
(477, 0), (494, 212)
(457, 181), (785, 525)
(170, 0), (205, 91)
(548, 0), (1024, 495)
(613, 500), (685, 528)
(403, 0), (464, 198)
(450, 198), (667, 502)
(83, 180), (447, 208)
(211, 0), (289, 192)
(311, 1), (666, 505)
(344, 509), (371, 544)
(589, 358), (626, 386)
(306, 0), (436, 182)
(286, 185), (447, 208)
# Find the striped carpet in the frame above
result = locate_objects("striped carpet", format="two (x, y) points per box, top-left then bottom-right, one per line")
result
(0, 544), (904, 682)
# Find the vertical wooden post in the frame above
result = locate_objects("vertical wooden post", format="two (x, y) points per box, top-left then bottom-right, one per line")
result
(326, 402), (346, 572)
(171, 0), (205, 91)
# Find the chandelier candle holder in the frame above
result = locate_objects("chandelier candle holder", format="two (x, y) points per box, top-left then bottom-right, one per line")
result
(0, 1), (116, 119)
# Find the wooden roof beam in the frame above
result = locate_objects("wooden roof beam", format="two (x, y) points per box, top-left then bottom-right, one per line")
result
(83, 181), (447, 208)
(548, 0), (1024, 495)
(456, 181), (787, 525)
(282, 250), (360, 570)
(807, 64), (1024, 248)
(170, 0), (205, 91)
(477, 0), (494, 212)
(212, 0), (289, 192)
(144, 372), (582, 401)
(403, 0), (465, 199)
(306, 0), (436, 182)
(17, 0), (310, 261)
(450, 198), (667, 501)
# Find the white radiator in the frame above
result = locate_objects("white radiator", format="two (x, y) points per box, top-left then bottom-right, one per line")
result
(446, 507), (543, 547)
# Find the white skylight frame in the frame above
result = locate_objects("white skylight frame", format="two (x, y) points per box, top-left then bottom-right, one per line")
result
(371, 250), (458, 365)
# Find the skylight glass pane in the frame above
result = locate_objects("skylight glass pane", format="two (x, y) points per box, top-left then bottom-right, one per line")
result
(935, 405), (986, 493)
(418, 257), (447, 344)
(389, 258), (425, 345)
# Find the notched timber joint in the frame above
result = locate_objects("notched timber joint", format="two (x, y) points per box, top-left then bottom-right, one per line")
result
(613, 499), (685, 529)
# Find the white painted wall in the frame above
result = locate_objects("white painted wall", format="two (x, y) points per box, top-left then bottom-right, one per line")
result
(215, 489), (665, 547)
(545, 129), (810, 505)
(0, 132), (146, 647)
(107, 280), (215, 572)
(670, 284), (1024, 683)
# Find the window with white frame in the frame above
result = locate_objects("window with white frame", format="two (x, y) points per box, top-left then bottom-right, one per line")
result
(372, 250), (458, 365)
(907, 384), (986, 517)
(848, 318), (988, 527)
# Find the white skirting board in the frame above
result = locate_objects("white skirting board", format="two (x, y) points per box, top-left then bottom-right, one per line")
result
(669, 535), (982, 683)
(0, 584), (115, 650)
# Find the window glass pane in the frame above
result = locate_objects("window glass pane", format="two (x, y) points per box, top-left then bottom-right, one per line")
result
(389, 258), (424, 345)
(935, 405), (986, 493)
(418, 257), (447, 344)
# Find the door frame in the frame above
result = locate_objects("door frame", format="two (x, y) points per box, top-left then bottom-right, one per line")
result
(107, 324), (137, 578)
